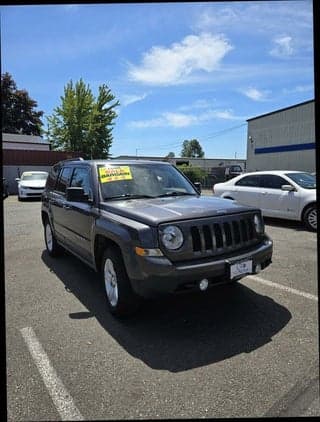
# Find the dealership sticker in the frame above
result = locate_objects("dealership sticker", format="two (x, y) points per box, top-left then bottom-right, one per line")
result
(99, 166), (133, 183)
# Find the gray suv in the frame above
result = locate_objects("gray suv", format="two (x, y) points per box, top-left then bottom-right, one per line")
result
(41, 158), (273, 317)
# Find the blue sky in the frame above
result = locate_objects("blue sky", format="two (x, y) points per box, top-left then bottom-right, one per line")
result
(1, 1), (314, 158)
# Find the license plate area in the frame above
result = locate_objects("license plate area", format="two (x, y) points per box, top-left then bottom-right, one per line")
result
(229, 259), (253, 280)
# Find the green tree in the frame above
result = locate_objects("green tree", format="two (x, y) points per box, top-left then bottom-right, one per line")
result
(166, 151), (175, 158)
(47, 79), (119, 158)
(177, 164), (207, 184)
(181, 139), (205, 158)
(1, 72), (44, 135)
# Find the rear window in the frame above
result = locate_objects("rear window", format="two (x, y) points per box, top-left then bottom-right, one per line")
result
(235, 175), (260, 187)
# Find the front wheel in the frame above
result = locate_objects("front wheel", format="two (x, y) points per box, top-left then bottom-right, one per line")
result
(303, 205), (317, 232)
(101, 248), (141, 317)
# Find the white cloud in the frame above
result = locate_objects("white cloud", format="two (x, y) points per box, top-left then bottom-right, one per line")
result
(121, 93), (149, 107)
(195, 3), (312, 36)
(128, 32), (233, 85)
(282, 84), (314, 94)
(239, 87), (270, 101)
(270, 36), (294, 58)
(163, 112), (198, 127)
(129, 108), (244, 129)
(179, 99), (216, 112)
(194, 3), (312, 56)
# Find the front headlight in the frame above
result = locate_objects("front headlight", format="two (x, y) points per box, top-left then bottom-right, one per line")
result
(254, 214), (264, 234)
(160, 225), (184, 250)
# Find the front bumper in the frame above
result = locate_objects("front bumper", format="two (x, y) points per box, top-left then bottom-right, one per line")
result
(18, 187), (45, 198)
(129, 236), (273, 298)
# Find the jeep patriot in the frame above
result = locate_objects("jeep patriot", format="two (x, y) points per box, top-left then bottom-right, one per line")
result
(41, 158), (273, 317)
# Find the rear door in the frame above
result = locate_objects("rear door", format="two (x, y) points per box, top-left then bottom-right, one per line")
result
(233, 174), (262, 208)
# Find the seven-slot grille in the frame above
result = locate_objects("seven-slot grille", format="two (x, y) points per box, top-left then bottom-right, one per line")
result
(159, 213), (261, 262)
(190, 215), (257, 254)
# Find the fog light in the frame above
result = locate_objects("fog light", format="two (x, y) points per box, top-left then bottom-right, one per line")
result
(255, 264), (261, 274)
(199, 279), (209, 291)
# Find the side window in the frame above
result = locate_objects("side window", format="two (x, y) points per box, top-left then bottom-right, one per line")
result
(70, 167), (92, 197)
(46, 163), (61, 190)
(55, 167), (73, 194)
(260, 175), (288, 189)
(235, 175), (260, 187)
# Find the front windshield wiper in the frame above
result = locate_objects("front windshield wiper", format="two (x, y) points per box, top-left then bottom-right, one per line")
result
(105, 193), (154, 200)
(155, 191), (197, 198)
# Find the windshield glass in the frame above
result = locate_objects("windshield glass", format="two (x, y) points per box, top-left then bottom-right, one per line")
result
(97, 163), (197, 200)
(285, 172), (316, 189)
(21, 172), (48, 181)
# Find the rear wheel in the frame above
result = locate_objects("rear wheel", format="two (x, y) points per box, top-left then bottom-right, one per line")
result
(303, 205), (317, 231)
(44, 219), (62, 256)
(101, 248), (141, 317)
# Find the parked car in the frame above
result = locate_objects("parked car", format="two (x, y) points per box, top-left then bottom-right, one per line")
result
(16, 171), (48, 200)
(3, 178), (9, 199)
(225, 165), (244, 180)
(213, 170), (317, 231)
(42, 158), (273, 317)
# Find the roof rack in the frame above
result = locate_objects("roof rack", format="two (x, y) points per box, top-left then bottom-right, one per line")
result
(63, 157), (84, 162)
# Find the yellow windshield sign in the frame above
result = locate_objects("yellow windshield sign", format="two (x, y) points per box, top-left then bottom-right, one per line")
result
(99, 166), (132, 183)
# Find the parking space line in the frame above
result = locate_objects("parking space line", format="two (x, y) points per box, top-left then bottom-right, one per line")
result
(20, 327), (84, 421)
(246, 275), (318, 302)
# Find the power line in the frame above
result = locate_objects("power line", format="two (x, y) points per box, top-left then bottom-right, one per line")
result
(139, 122), (247, 152)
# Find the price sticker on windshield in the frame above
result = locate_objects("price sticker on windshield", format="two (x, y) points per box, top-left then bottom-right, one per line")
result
(99, 166), (133, 183)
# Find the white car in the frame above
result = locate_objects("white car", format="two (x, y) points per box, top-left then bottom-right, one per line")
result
(213, 170), (317, 231)
(16, 171), (48, 200)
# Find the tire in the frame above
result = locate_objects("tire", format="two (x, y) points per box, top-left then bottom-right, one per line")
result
(44, 219), (62, 257)
(101, 248), (141, 317)
(303, 205), (317, 232)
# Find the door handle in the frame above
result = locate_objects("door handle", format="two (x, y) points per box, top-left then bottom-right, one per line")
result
(261, 191), (268, 195)
(63, 204), (71, 210)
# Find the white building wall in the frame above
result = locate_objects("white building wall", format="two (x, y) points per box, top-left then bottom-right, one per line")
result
(246, 100), (315, 172)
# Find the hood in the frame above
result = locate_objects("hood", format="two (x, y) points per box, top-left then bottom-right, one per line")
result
(19, 180), (46, 188)
(100, 195), (257, 226)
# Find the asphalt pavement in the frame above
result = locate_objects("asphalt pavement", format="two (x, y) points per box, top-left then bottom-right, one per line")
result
(4, 195), (319, 420)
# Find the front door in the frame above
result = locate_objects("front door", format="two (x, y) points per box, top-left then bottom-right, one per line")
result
(259, 174), (300, 219)
(62, 166), (95, 263)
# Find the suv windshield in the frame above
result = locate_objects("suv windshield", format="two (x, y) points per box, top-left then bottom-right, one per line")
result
(285, 172), (316, 189)
(97, 163), (197, 200)
(21, 172), (48, 181)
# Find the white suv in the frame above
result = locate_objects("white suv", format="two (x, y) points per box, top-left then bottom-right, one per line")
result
(213, 170), (317, 231)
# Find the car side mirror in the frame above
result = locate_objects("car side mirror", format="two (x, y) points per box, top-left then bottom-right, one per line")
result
(281, 184), (296, 192)
(194, 182), (202, 194)
(15, 178), (20, 182)
(66, 187), (91, 203)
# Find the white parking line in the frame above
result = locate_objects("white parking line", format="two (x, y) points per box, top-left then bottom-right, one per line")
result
(246, 275), (318, 302)
(20, 327), (84, 421)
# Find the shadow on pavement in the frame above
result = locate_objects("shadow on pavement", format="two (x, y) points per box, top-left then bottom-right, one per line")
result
(42, 249), (292, 372)
(263, 217), (309, 232)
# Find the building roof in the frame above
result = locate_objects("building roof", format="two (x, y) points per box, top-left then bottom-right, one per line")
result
(247, 99), (315, 122)
(2, 132), (50, 145)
